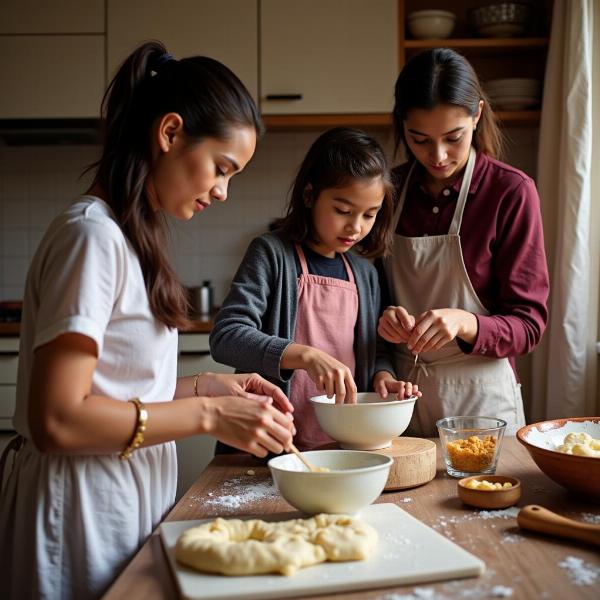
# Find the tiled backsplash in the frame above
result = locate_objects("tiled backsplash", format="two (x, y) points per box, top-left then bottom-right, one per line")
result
(0, 128), (538, 305)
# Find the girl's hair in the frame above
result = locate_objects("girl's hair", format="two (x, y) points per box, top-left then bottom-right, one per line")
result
(393, 48), (503, 160)
(274, 127), (394, 258)
(88, 40), (263, 329)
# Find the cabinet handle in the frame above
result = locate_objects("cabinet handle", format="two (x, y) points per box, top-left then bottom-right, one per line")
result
(265, 94), (303, 101)
(179, 351), (211, 357)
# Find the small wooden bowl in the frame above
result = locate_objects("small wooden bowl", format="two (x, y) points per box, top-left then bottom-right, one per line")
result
(458, 475), (522, 509)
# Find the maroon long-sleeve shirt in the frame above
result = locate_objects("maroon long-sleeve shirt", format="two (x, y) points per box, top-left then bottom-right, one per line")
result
(379, 151), (549, 378)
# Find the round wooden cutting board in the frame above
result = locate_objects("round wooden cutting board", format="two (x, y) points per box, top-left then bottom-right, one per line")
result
(317, 437), (436, 491)
(372, 437), (436, 491)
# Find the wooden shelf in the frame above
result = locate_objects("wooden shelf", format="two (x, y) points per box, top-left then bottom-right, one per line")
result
(261, 111), (538, 131)
(496, 110), (541, 126)
(263, 113), (392, 130)
(404, 38), (549, 50)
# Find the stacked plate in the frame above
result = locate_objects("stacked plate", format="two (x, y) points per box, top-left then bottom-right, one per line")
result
(484, 78), (542, 110)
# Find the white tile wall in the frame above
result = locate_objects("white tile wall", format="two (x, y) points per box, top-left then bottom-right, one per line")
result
(0, 127), (536, 304)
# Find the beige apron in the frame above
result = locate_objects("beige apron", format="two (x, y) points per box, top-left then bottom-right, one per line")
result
(382, 148), (525, 436)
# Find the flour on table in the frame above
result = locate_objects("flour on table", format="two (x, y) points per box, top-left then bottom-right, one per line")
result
(188, 476), (279, 510)
(580, 512), (600, 524)
(558, 556), (600, 586)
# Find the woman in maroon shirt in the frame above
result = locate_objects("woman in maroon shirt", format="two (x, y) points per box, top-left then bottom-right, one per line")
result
(376, 48), (549, 436)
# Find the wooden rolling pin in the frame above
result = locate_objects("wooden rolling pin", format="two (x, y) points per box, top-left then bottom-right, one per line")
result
(517, 505), (600, 546)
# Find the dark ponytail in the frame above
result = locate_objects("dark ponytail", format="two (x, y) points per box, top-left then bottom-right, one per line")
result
(393, 48), (503, 161)
(88, 41), (263, 329)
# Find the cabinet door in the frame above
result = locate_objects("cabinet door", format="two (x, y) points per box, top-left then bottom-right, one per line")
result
(0, 386), (16, 431)
(0, 35), (105, 118)
(261, 0), (398, 114)
(177, 334), (234, 377)
(0, 0), (104, 33)
(107, 0), (258, 99)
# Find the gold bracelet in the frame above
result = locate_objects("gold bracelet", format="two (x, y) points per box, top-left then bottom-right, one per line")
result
(119, 398), (148, 460)
(193, 372), (202, 397)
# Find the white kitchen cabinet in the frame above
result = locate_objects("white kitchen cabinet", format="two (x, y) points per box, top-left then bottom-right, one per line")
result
(0, 35), (105, 118)
(176, 333), (233, 499)
(107, 0), (258, 99)
(260, 0), (398, 115)
(0, 0), (104, 34)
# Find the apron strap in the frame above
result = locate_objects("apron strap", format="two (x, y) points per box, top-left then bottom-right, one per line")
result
(0, 434), (24, 491)
(340, 253), (356, 284)
(295, 243), (310, 275)
(448, 146), (476, 235)
(296, 243), (356, 284)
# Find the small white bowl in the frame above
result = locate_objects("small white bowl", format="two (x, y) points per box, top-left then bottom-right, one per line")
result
(407, 10), (456, 39)
(268, 450), (393, 514)
(310, 392), (417, 450)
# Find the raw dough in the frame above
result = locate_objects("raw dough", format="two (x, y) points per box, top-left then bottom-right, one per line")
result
(556, 432), (600, 458)
(175, 514), (377, 576)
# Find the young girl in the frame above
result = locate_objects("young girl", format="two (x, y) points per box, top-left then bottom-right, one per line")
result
(377, 48), (549, 435)
(0, 41), (294, 599)
(210, 128), (419, 451)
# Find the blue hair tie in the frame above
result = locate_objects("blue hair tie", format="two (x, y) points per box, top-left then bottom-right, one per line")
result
(150, 52), (175, 76)
(155, 52), (175, 67)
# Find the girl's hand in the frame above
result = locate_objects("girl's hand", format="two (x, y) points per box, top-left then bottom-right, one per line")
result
(203, 394), (295, 458)
(373, 370), (422, 400)
(282, 343), (357, 404)
(378, 306), (416, 344)
(198, 372), (294, 415)
(407, 308), (478, 354)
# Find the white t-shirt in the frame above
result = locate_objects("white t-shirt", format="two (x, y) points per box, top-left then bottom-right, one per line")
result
(14, 195), (178, 437)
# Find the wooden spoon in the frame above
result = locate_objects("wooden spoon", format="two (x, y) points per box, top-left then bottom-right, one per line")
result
(517, 505), (600, 546)
(289, 443), (329, 473)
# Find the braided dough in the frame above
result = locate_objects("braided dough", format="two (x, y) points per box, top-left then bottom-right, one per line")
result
(175, 514), (378, 576)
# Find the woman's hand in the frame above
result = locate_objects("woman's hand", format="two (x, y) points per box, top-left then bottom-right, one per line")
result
(407, 308), (478, 354)
(198, 372), (294, 415)
(281, 343), (357, 404)
(202, 394), (295, 458)
(378, 306), (416, 344)
(373, 370), (422, 400)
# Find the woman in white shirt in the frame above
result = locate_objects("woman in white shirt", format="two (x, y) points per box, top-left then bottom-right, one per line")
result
(0, 40), (294, 600)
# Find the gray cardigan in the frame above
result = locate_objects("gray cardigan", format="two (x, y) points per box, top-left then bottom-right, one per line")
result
(210, 232), (396, 396)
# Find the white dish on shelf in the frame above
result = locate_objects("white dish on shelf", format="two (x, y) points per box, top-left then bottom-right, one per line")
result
(407, 9), (456, 40)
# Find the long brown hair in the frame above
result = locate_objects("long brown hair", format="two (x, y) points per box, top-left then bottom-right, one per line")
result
(88, 40), (263, 329)
(274, 127), (394, 258)
(393, 48), (504, 161)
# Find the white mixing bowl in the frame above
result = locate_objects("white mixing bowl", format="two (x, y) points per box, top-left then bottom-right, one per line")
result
(310, 392), (417, 450)
(268, 450), (393, 514)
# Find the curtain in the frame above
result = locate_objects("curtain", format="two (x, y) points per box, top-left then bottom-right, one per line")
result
(530, 0), (600, 420)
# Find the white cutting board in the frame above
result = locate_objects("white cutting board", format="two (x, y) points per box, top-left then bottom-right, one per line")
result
(159, 503), (485, 600)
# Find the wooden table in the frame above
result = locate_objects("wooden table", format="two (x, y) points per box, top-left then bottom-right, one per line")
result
(103, 438), (600, 600)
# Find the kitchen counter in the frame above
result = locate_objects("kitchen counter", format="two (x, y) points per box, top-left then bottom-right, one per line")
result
(0, 318), (214, 337)
(103, 438), (599, 600)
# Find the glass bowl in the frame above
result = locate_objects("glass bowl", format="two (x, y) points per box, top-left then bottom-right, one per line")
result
(437, 416), (507, 478)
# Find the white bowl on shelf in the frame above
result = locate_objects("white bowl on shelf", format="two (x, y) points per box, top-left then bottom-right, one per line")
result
(268, 450), (393, 514)
(407, 9), (456, 40)
(310, 392), (417, 450)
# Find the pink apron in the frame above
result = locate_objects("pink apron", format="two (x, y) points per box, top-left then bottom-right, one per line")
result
(290, 244), (359, 450)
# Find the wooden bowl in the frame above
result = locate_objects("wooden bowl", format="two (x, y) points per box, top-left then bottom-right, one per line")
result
(458, 475), (521, 509)
(517, 417), (600, 500)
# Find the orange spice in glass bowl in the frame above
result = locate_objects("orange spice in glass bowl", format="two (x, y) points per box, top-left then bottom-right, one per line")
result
(437, 416), (507, 478)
